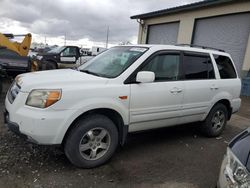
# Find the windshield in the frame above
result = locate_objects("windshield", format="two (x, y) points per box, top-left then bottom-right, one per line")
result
(78, 46), (148, 78)
(48, 46), (65, 54)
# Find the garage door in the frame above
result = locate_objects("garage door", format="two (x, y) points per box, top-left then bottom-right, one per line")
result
(193, 13), (250, 73)
(147, 22), (179, 44)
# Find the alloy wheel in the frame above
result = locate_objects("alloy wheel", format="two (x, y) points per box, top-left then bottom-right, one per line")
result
(79, 127), (111, 161)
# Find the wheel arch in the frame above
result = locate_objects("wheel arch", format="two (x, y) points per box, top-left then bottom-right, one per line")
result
(208, 99), (232, 120)
(62, 108), (128, 147)
(45, 59), (58, 69)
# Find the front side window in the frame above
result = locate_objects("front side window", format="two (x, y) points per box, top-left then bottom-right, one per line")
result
(213, 55), (237, 79)
(62, 47), (77, 56)
(141, 53), (180, 81)
(78, 46), (148, 78)
(48, 46), (65, 54)
(183, 53), (215, 80)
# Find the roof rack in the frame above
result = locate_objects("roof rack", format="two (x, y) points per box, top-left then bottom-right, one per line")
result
(175, 44), (225, 52)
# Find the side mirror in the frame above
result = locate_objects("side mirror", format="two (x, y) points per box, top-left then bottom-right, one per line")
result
(136, 71), (155, 83)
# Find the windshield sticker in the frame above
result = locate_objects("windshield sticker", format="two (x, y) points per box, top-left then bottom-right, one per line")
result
(129, 47), (147, 53)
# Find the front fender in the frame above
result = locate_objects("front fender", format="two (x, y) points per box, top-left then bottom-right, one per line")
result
(53, 97), (129, 144)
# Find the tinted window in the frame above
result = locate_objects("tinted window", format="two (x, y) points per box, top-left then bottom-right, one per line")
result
(213, 55), (237, 79)
(141, 54), (180, 81)
(184, 54), (215, 80)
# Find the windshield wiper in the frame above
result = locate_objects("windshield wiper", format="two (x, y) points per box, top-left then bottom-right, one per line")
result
(80, 70), (102, 77)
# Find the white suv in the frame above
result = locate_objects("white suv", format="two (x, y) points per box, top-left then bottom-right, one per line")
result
(4, 45), (241, 168)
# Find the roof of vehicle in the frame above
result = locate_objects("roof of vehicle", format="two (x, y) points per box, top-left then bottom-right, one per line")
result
(117, 44), (230, 56)
(63, 45), (79, 48)
(131, 0), (236, 19)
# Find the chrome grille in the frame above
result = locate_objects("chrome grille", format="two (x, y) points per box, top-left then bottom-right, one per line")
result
(8, 82), (21, 103)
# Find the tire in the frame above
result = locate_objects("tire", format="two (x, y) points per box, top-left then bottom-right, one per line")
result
(200, 103), (228, 137)
(45, 61), (57, 70)
(64, 114), (118, 168)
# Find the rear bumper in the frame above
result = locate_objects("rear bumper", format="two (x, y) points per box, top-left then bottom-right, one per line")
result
(231, 98), (241, 114)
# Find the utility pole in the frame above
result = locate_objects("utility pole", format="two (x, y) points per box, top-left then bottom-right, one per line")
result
(64, 33), (66, 46)
(44, 36), (47, 45)
(105, 26), (109, 49)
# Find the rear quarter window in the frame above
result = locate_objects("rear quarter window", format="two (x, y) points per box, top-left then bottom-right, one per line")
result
(213, 55), (237, 79)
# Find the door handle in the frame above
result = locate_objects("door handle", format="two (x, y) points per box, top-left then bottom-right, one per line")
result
(177, 88), (182, 93)
(210, 85), (219, 90)
(170, 88), (183, 93)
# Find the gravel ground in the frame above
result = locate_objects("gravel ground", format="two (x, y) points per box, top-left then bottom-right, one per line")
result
(0, 81), (250, 188)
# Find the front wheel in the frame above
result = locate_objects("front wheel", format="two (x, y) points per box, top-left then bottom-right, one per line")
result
(200, 103), (228, 137)
(45, 61), (57, 70)
(64, 114), (118, 168)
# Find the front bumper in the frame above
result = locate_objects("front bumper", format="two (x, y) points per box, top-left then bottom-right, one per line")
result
(4, 91), (75, 145)
(4, 109), (38, 143)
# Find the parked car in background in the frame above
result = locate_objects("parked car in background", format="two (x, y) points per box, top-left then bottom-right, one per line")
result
(4, 45), (241, 168)
(36, 46), (84, 70)
(217, 128), (250, 188)
(0, 47), (32, 76)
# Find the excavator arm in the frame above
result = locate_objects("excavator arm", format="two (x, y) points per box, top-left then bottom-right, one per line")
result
(0, 33), (32, 56)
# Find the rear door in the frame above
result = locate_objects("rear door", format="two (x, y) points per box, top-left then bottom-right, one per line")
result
(180, 51), (217, 124)
(129, 51), (184, 132)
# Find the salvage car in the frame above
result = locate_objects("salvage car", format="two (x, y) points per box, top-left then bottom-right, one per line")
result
(217, 128), (250, 188)
(4, 45), (241, 168)
(36, 45), (84, 69)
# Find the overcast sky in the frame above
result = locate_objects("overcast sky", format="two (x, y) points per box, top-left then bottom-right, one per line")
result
(0, 0), (201, 47)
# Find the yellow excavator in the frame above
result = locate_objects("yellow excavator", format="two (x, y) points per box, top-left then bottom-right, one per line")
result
(0, 33), (38, 93)
(0, 33), (32, 56)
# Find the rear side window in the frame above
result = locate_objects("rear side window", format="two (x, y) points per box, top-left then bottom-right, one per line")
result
(183, 53), (215, 80)
(213, 55), (237, 79)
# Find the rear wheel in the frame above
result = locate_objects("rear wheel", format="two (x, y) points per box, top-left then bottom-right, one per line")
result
(64, 114), (118, 168)
(200, 103), (228, 137)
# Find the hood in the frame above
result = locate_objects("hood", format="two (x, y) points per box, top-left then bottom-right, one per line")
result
(229, 128), (250, 172)
(37, 52), (58, 57)
(16, 69), (108, 92)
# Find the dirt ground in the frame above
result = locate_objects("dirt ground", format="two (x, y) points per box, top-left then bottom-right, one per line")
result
(0, 81), (250, 188)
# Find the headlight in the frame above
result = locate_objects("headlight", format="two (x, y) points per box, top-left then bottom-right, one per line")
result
(26, 89), (61, 108)
(15, 75), (23, 86)
(36, 55), (43, 60)
(225, 148), (250, 188)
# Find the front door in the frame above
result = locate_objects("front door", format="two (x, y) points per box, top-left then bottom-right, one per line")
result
(59, 47), (79, 68)
(129, 51), (184, 132)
